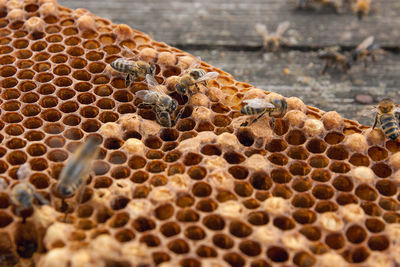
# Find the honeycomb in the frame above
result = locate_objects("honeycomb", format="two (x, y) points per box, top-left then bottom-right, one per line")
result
(0, 1), (399, 267)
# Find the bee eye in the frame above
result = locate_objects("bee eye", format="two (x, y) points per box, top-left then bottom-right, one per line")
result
(176, 84), (185, 93)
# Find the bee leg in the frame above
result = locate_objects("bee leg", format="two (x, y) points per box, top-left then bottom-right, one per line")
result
(173, 107), (185, 126)
(270, 116), (276, 129)
(61, 199), (68, 222)
(248, 109), (268, 126)
(195, 83), (201, 94)
(129, 74), (136, 87)
(125, 74), (131, 87)
(33, 192), (49, 205)
(372, 114), (378, 129)
(260, 43), (266, 55)
(240, 121), (249, 127)
(321, 61), (329, 74)
(137, 103), (148, 109)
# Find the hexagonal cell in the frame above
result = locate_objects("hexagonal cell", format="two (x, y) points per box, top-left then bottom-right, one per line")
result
(332, 175), (354, 192)
(308, 155), (329, 168)
(371, 163), (392, 178)
(327, 145), (348, 160)
(267, 246), (289, 263)
(329, 161), (351, 173)
(289, 162), (311, 176)
(365, 218), (385, 233)
(349, 153), (370, 166)
(346, 225), (367, 244)
(325, 233), (345, 249)
(312, 184), (334, 200)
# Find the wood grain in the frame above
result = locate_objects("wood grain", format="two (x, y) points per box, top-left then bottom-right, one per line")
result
(58, 0), (400, 47)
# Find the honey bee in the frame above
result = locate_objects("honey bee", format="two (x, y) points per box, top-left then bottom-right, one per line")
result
(296, 0), (343, 12)
(241, 97), (287, 127)
(57, 137), (99, 201)
(11, 163), (49, 220)
(136, 74), (183, 127)
(372, 98), (400, 140)
(175, 59), (219, 96)
(254, 21), (290, 53)
(351, 0), (371, 19)
(352, 36), (382, 67)
(110, 46), (155, 87)
(317, 47), (351, 74)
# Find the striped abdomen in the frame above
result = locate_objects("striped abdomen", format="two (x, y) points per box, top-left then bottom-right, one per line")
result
(110, 58), (134, 73)
(241, 105), (265, 115)
(380, 113), (399, 140)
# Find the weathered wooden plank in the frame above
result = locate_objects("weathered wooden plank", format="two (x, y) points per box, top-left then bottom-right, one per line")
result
(58, 0), (400, 47)
(185, 49), (400, 125)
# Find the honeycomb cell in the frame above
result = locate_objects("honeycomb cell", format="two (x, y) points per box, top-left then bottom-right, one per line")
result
(267, 246), (289, 262)
(268, 153), (288, 166)
(203, 214), (225, 231)
(312, 184), (334, 199)
(349, 153), (370, 166)
(0, 211), (13, 227)
(327, 145), (348, 160)
(368, 235), (389, 251)
(271, 168), (292, 183)
(293, 251), (316, 267)
(273, 216), (295, 230)
(376, 180), (397, 196)
(325, 233), (345, 249)
(293, 209), (316, 224)
(342, 247), (370, 263)
(0, 65), (16, 77)
(234, 181), (253, 197)
(7, 151), (27, 165)
(6, 138), (27, 151)
(2, 77), (18, 88)
(329, 161), (351, 173)
(306, 138), (327, 154)
(371, 163), (392, 178)
(365, 218), (385, 233)
(346, 225), (367, 244)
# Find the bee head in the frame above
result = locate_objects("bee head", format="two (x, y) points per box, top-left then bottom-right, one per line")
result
(175, 83), (186, 94)
(378, 98), (394, 113)
(58, 185), (73, 197)
(170, 99), (178, 111)
(16, 188), (31, 208)
(351, 50), (359, 62)
(190, 69), (203, 80)
(272, 98), (287, 115)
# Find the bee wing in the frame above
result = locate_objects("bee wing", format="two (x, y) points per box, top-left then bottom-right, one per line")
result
(121, 45), (140, 60)
(243, 98), (275, 109)
(17, 163), (31, 181)
(145, 74), (168, 96)
(363, 107), (377, 117)
(394, 107), (400, 114)
(146, 74), (160, 88)
(135, 90), (149, 100)
(0, 178), (7, 191)
(196, 72), (219, 83)
(356, 36), (374, 51)
(275, 21), (290, 36)
(33, 191), (49, 205)
(255, 23), (268, 37)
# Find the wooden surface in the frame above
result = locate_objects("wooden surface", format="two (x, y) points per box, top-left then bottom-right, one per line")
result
(58, 0), (400, 125)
